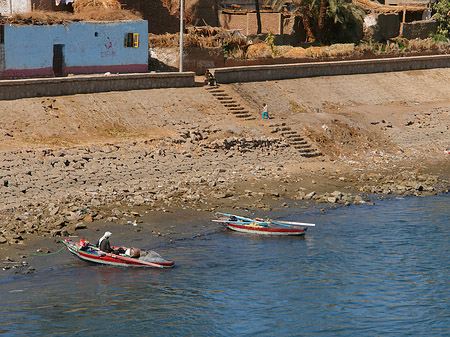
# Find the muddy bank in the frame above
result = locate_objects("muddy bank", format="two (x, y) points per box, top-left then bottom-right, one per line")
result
(1, 69), (450, 275)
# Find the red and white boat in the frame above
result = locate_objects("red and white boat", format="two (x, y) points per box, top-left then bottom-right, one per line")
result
(213, 212), (315, 236)
(62, 239), (174, 268)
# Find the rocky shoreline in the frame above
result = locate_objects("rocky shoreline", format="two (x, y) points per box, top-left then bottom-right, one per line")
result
(2, 70), (450, 276)
(1, 135), (448, 275)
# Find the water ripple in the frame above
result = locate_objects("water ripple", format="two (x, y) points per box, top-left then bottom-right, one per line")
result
(0, 194), (449, 336)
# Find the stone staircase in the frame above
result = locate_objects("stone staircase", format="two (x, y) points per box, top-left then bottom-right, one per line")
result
(205, 85), (256, 120)
(270, 123), (323, 158)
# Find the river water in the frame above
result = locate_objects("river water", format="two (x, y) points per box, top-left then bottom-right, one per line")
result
(1, 194), (449, 336)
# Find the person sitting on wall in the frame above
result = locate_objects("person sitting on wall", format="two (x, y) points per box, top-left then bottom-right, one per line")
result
(204, 70), (216, 86)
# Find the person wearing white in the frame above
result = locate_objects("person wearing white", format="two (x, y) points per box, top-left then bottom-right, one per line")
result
(97, 231), (113, 253)
(262, 103), (270, 119)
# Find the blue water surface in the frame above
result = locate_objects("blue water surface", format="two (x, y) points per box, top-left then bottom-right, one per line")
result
(1, 194), (449, 336)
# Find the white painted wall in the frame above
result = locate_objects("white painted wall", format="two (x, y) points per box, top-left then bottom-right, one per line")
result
(0, 0), (31, 15)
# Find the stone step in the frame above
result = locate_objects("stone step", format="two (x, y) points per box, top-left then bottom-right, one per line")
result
(280, 127), (291, 131)
(221, 100), (237, 105)
(229, 107), (246, 111)
(212, 93), (228, 97)
(297, 148), (318, 153)
(289, 138), (306, 143)
(224, 104), (239, 107)
(301, 152), (323, 158)
(286, 134), (303, 139)
(281, 131), (297, 136)
(293, 143), (310, 149)
(232, 110), (249, 115)
(217, 97), (233, 101)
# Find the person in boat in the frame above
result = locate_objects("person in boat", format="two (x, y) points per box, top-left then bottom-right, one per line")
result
(97, 231), (121, 254)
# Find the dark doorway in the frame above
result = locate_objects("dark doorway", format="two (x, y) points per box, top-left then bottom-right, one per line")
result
(53, 44), (65, 77)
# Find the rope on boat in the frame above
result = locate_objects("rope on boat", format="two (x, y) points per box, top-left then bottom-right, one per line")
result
(29, 246), (65, 256)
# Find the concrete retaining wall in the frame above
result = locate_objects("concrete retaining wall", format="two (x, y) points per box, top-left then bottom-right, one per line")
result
(212, 55), (450, 83)
(0, 72), (196, 100)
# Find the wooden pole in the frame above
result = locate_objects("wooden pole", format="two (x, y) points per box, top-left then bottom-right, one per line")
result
(179, 0), (184, 72)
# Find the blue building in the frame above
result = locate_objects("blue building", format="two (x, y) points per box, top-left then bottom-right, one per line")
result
(0, 20), (148, 79)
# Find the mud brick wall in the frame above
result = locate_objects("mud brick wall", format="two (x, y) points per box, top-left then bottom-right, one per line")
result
(219, 12), (248, 32)
(219, 11), (282, 35)
(247, 13), (282, 35)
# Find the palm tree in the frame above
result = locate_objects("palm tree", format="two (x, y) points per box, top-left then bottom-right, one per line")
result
(256, 0), (262, 34)
(296, 0), (365, 43)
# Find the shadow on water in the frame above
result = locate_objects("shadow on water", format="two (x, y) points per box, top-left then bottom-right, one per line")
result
(1, 194), (449, 336)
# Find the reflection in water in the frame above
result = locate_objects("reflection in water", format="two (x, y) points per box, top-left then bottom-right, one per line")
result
(1, 195), (449, 336)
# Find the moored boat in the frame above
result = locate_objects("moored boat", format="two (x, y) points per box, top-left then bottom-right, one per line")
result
(213, 212), (315, 236)
(62, 239), (174, 268)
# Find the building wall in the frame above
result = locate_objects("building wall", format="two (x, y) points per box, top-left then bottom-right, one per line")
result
(219, 11), (283, 35)
(384, 0), (428, 5)
(1, 21), (149, 79)
(0, 0), (30, 15)
(400, 20), (438, 40)
(218, 0), (256, 10)
(219, 12), (247, 32)
(0, 44), (4, 73)
(140, 0), (180, 34)
(247, 13), (282, 35)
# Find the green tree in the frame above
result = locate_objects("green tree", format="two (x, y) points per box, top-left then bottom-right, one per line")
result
(433, 0), (450, 36)
(296, 0), (365, 43)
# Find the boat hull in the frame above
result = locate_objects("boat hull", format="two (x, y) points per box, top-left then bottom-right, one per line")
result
(226, 223), (307, 236)
(62, 239), (174, 268)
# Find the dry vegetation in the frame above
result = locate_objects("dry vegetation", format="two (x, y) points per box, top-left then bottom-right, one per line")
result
(6, 2), (142, 25)
(239, 38), (450, 60)
(149, 26), (247, 49)
(148, 23), (450, 61)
